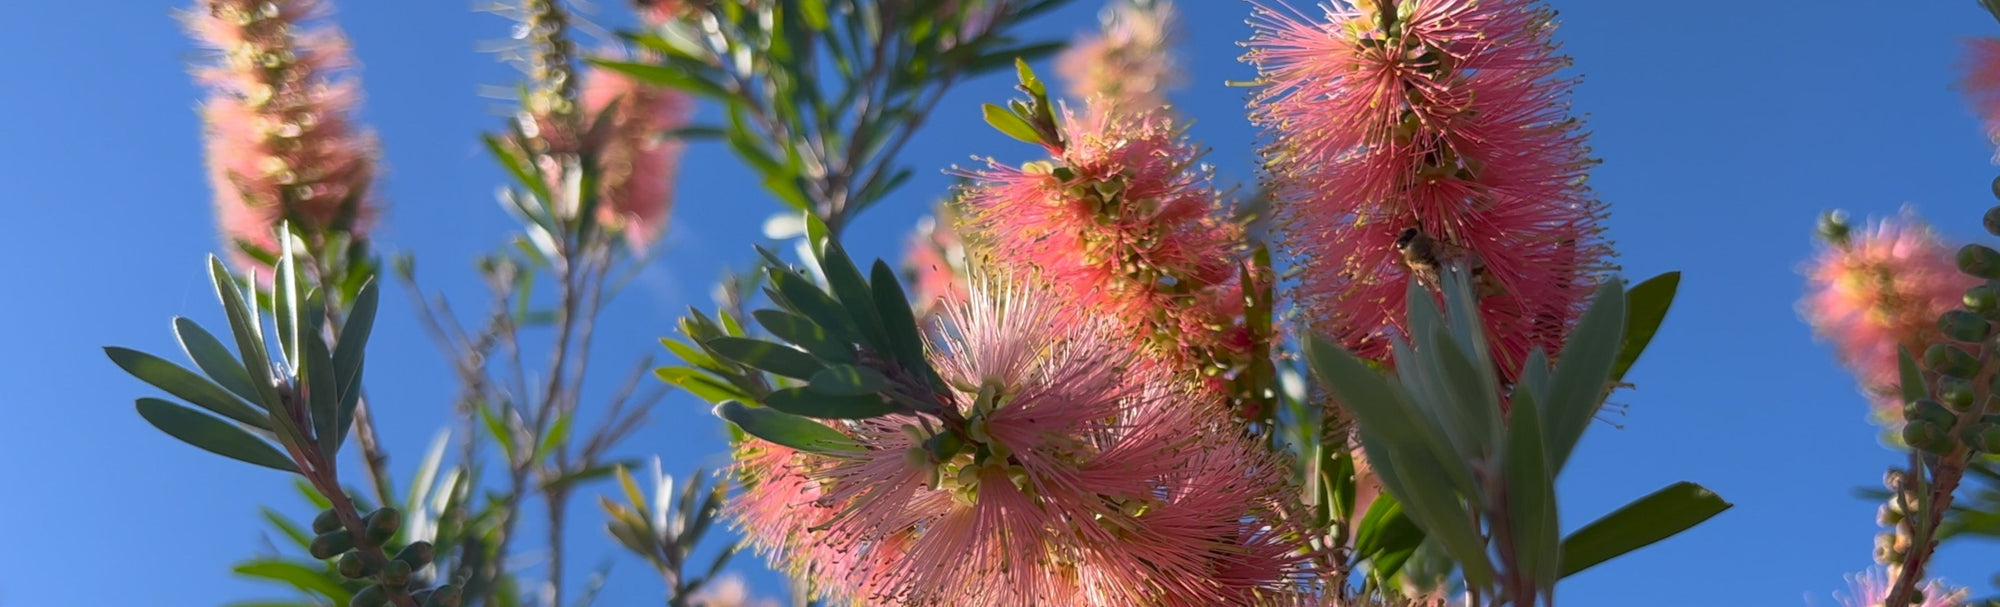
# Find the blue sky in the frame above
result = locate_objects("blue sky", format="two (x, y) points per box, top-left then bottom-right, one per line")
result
(4, 1), (1999, 605)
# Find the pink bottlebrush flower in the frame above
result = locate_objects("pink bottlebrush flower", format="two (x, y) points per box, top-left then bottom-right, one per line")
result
(738, 283), (1305, 606)
(1960, 38), (2000, 157)
(1054, 0), (1181, 117)
(902, 204), (971, 317)
(1834, 568), (1966, 607)
(632, 0), (698, 25)
(186, 0), (380, 267)
(579, 63), (692, 252)
(1246, 0), (1613, 380)
(1801, 210), (1976, 420)
(956, 108), (1251, 372)
(684, 574), (782, 607)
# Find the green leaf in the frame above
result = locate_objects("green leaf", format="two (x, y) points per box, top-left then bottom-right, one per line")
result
(871, 260), (937, 386)
(174, 317), (261, 404)
(273, 233), (301, 368)
(233, 558), (352, 603)
(808, 364), (888, 396)
(106, 347), (270, 430)
(1304, 337), (1477, 500)
(1352, 493), (1424, 560)
(1543, 281), (1626, 474)
(655, 367), (750, 403)
(982, 103), (1041, 145)
(764, 386), (897, 419)
(1559, 481), (1731, 578)
(589, 59), (730, 99)
(1899, 346), (1928, 405)
(260, 507), (312, 550)
(714, 400), (860, 455)
(752, 309), (853, 364)
(304, 318), (339, 461)
(1503, 387), (1560, 595)
(483, 134), (552, 204)
(332, 279), (377, 448)
(136, 398), (297, 473)
(770, 269), (865, 346)
(210, 257), (284, 420)
(706, 337), (825, 379)
(1611, 272), (1679, 382)
(818, 242), (889, 351)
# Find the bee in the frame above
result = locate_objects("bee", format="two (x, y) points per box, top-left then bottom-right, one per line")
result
(1395, 226), (1504, 299)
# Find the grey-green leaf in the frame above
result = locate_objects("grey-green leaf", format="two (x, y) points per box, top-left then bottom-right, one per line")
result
(1611, 272), (1678, 382)
(232, 559), (352, 602)
(982, 103), (1041, 144)
(714, 401), (860, 455)
(210, 257), (284, 417)
(304, 325), (339, 460)
(174, 317), (261, 404)
(765, 386), (897, 419)
(706, 337), (825, 379)
(1558, 481), (1731, 578)
(807, 364), (889, 396)
(1543, 280), (1626, 474)
(136, 398), (297, 473)
(1899, 346), (1928, 405)
(752, 309), (851, 363)
(332, 279), (377, 448)
(106, 347), (270, 430)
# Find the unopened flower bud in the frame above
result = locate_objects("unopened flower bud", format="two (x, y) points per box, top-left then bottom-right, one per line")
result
(1970, 424), (2000, 453)
(1818, 210), (1852, 246)
(1967, 285), (2000, 318)
(1903, 419), (1956, 454)
(312, 509), (343, 534)
(337, 551), (382, 579)
(1878, 504), (1903, 526)
(1986, 202), (2000, 236)
(363, 507), (401, 543)
(1939, 310), (1995, 343)
(349, 584), (389, 607)
(1960, 244), (2000, 280)
(1885, 469), (1909, 491)
(422, 585), (462, 607)
(310, 529), (355, 559)
(379, 559), (412, 589)
(1924, 343), (1981, 378)
(395, 541), (435, 568)
(1941, 378), (1979, 411)
(1906, 400), (1956, 426)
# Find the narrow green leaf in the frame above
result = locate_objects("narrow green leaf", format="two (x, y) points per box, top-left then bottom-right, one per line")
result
(982, 103), (1041, 144)
(304, 325), (339, 461)
(136, 398), (297, 473)
(538, 410), (574, 463)
(1504, 387), (1560, 595)
(408, 430), (450, 517)
(807, 365), (888, 396)
(1611, 272), (1679, 382)
(273, 233), (301, 369)
(106, 347), (270, 430)
(871, 260), (939, 386)
(482, 133), (552, 203)
(771, 269), (865, 346)
(210, 257), (284, 418)
(174, 317), (261, 404)
(655, 367), (750, 403)
(1558, 481), (1731, 578)
(714, 400), (860, 455)
(232, 559), (352, 602)
(331, 279), (377, 448)
(752, 309), (853, 364)
(1352, 493), (1423, 560)
(479, 402), (518, 463)
(588, 59), (730, 99)
(764, 386), (897, 419)
(1543, 281), (1626, 474)
(1899, 346), (1928, 405)
(259, 507), (312, 550)
(1304, 337), (1478, 500)
(818, 243), (889, 351)
(706, 337), (825, 379)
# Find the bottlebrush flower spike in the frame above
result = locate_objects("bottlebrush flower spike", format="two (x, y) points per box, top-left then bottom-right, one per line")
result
(185, 0), (379, 267)
(579, 63), (692, 252)
(1246, 0), (1613, 380)
(1800, 210), (1976, 421)
(901, 202), (970, 317)
(731, 283), (1305, 606)
(1055, 0), (1181, 117)
(1835, 568), (1967, 607)
(1961, 37), (2000, 160)
(956, 108), (1255, 388)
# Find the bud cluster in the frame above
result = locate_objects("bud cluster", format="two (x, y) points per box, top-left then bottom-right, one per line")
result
(310, 505), (458, 607)
(1899, 195), (2000, 456)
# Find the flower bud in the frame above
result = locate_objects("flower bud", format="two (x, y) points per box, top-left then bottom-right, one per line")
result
(1924, 343), (1982, 378)
(312, 509), (343, 534)
(1986, 202), (2000, 236)
(337, 551), (383, 579)
(1968, 285), (2000, 318)
(1960, 244), (2000, 280)
(380, 559), (412, 589)
(310, 529), (355, 559)
(1885, 469), (1909, 491)
(1905, 400), (1956, 426)
(1877, 504), (1904, 526)
(1969, 424), (2000, 453)
(1940, 378), (1979, 412)
(1940, 310), (1996, 343)
(364, 507), (401, 543)
(422, 585), (462, 607)
(395, 541), (435, 568)
(1904, 419), (1956, 454)
(1817, 210), (1853, 246)
(349, 584), (389, 607)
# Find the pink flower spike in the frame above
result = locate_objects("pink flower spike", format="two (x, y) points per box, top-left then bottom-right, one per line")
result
(1246, 0), (1614, 381)
(1800, 209), (1976, 421)
(186, 0), (381, 268)
(1835, 568), (1967, 607)
(579, 63), (693, 252)
(1054, 0), (1181, 117)
(1960, 37), (2000, 159)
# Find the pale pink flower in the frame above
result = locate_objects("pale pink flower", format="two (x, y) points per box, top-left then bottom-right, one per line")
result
(1801, 210), (1976, 420)
(186, 0), (379, 267)
(685, 573), (781, 607)
(1054, 0), (1181, 117)
(1246, 0), (1613, 380)
(735, 283), (1305, 606)
(901, 204), (970, 317)
(579, 63), (692, 252)
(1960, 38), (2000, 157)
(1833, 568), (1966, 607)
(956, 108), (1253, 377)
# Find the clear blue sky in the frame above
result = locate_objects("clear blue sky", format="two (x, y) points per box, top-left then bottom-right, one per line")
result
(4, 1), (1999, 605)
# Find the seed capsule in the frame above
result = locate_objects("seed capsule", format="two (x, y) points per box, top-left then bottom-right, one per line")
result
(310, 530), (355, 560)
(312, 509), (343, 534)
(349, 584), (388, 607)
(336, 552), (382, 579)
(1924, 343), (1981, 379)
(364, 507), (401, 543)
(394, 541), (435, 568)
(1960, 244), (2000, 280)
(1939, 310), (1995, 343)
